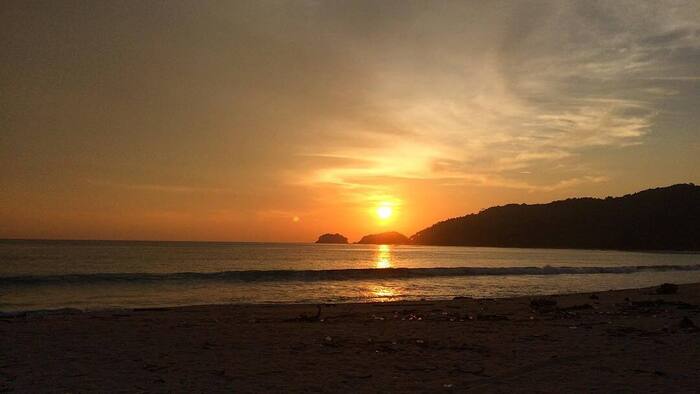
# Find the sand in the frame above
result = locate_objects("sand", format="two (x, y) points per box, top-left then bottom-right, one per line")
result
(2, 283), (700, 393)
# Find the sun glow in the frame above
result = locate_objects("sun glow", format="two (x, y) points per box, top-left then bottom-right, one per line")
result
(376, 205), (393, 220)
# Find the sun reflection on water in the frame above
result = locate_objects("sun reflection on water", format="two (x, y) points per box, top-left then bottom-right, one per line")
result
(375, 244), (393, 269)
(371, 285), (397, 299)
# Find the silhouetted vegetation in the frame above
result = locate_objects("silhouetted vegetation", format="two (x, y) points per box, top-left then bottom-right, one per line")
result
(410, 184), (700, 251)
(357, 231), (410, 245)
(315, 233), (348, 244)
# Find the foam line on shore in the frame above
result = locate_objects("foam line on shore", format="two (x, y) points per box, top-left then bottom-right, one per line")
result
(3, 264), (700, 285)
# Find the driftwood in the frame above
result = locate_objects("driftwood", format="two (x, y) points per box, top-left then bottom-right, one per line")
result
(297, 305), (322, 322)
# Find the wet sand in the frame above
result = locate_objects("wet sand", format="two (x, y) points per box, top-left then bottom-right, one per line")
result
(2, 283), (700, 393)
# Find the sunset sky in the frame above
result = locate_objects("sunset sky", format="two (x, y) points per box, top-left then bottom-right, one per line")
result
(2, 1), (699, 242)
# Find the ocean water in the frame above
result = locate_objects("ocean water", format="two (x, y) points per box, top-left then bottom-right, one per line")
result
(1, 239), (699, 312)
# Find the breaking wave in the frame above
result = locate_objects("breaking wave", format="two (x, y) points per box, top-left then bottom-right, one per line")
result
(3, 264), (700, 286)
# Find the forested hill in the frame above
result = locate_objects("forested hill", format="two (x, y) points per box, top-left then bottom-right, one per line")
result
(409, 184), (700, 251)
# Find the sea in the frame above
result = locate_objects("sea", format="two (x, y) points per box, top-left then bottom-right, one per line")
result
(1, 239), (700, 312)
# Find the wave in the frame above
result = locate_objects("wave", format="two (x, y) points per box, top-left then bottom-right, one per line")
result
(2, 264), (700, 286)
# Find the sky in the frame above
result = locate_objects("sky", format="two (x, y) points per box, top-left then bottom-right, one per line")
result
(1, 0), (699, 242)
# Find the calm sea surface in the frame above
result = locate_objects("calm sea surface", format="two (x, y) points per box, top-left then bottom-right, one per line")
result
(1, 239), (699, 312)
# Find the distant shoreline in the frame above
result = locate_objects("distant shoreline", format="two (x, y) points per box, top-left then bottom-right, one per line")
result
(2, 237), (700, 254)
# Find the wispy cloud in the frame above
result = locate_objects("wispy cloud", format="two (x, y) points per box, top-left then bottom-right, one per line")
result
(86, 180), (236, 195)
(296, 1), (699, 195)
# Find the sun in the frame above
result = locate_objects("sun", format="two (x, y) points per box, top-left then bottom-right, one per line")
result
(372, 198), (400, 222)
(376, 205), (393, 219)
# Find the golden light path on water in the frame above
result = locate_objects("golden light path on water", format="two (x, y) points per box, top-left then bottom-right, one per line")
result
(370, 244), (400, 300)
(374, 244), (392, 269)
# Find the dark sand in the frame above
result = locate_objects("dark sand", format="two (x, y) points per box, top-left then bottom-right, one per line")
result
(3, 284), (700, 393)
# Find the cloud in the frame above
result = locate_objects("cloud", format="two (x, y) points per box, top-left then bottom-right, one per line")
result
(293, 1), (699, 194)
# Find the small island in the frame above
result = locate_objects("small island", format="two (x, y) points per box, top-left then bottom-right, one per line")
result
(356, 231), (410, 245)
(315, 233), (349, 244)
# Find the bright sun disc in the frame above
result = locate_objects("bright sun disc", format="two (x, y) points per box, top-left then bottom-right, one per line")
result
(376, 206), (393, 219)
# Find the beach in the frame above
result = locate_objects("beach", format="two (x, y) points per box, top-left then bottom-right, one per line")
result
(2, 283), (700, 392)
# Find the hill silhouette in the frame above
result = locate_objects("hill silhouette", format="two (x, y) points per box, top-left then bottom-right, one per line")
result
(315, 233), (348, 244)
(357, 231), (410, 245)
(410, 184), (700, 251)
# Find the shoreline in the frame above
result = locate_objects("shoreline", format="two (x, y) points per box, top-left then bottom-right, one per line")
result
(3, 283), (700, 392)
(4, 276), (700, 315)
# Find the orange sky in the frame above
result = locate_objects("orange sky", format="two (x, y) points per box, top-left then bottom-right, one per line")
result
(1, 1), (699, 242)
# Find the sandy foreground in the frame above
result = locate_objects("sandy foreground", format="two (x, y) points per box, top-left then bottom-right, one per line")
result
(2, 283), (700, 393)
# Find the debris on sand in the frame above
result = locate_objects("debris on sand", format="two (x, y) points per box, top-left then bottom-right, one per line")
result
(476, 314), (509, 321)
(679, 316), (698, 331)
(559, 303), (593, 312)
(656, 283), (679, 295)
(530, 298), (557, 310)
(295, 305), (322, 322)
